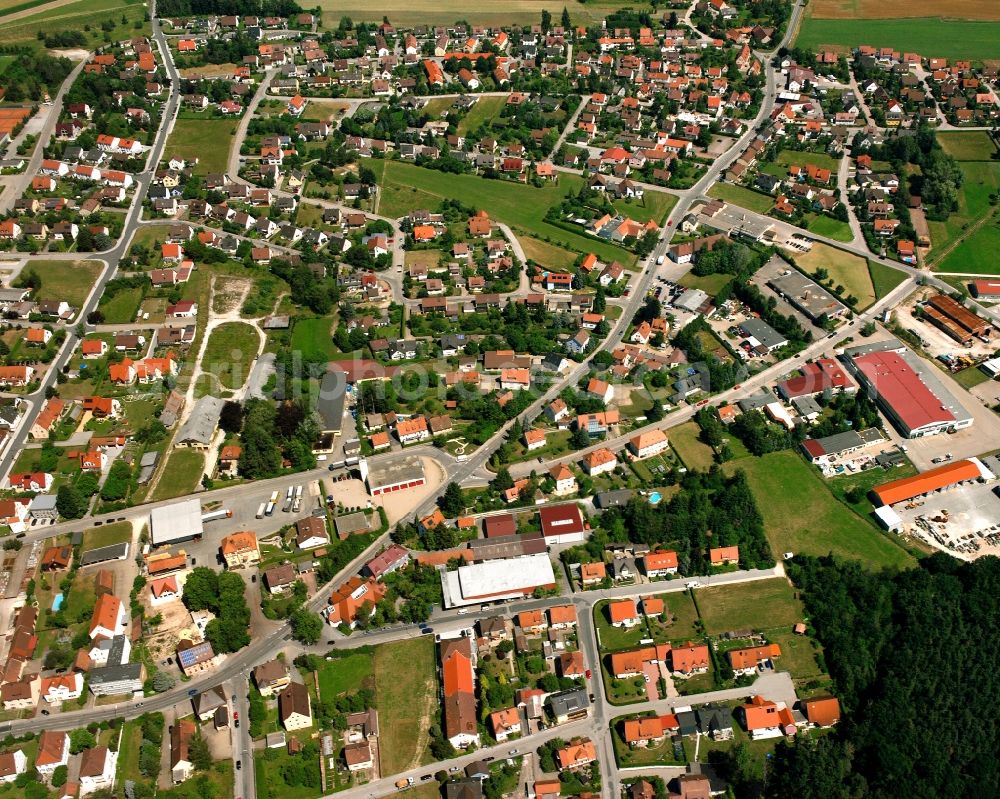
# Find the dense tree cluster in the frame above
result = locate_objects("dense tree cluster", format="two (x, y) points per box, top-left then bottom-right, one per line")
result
(157, 0), (301, 16)
(762, 555), (1000, 799)
(0, 49), (73, 102)
(596, 468), (774, 573)
(672, 317), (744, 393)
(238, 399), (317, 479)
(182, 568), (251, 653)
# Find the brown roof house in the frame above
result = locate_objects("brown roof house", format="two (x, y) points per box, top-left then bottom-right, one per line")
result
(170, 718), (196, 784)
(253, 658), (291, 697)
(279, 681), (313, 731)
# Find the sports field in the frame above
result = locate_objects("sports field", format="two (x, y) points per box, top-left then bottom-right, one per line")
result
(795, 17), (1000, 61)
(795, 243), (875, 309)
(320, 0), (652, 26)
(370, 159), (638, 266)
(725, 451), (914, 569)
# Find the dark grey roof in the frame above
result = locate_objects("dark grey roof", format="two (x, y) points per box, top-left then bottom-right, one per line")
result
(595, 489), (635, 508)
(90, 662), (143, 684)
(316, 371), (346, 434)
(80, 542), (129, 566)
(547, 688), (589, 717)
(176, 395), (224, 445)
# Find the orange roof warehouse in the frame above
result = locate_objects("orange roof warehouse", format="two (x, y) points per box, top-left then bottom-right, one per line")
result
(871, 457), (1000, 557)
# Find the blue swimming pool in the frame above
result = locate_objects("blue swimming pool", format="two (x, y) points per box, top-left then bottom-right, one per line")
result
(51, 593), (65, 612)
(649, 492), (662, 505)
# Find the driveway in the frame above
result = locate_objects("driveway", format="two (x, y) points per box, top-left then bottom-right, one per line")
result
(642, 662), (661, 700)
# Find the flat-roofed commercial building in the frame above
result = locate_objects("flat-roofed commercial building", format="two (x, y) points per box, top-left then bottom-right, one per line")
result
(441, 553), (556, 608)
(768, 269), (848, 321)
(360, 454), (425, 496)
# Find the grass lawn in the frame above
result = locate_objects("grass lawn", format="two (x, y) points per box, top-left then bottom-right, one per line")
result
(116, 718), (144, 784)
(421, 97), (454, 118)
(165, 117), (235, 175)
(761, 149), (841, 177)
(150, 448), (205, 502)
(201, 321), (260, 390)
(404, 250), (444, 269)
(695, 578), (803, 636)
(726, 450), (914, 568)
(708, 183), (774, 214)
(678, 271), (733, 295)
(795, 243), (875, 309)
(805, 213), (853, 243)
(669, 422), (716, 471)
(160, 763), (234, 799)
(952, 364), (993, 389)
(397, 785), (445, 799)
(317, 652), (374, 699)
(794, 17), (1000, 61)
(20, 259), (102, 308)
(768, 629), (826, 681)
(613, 190), (678, 226)
(593, 601), (649, 651)
(613, 721), (688, 767)
(456, 95), (507, 136)
(83, 520), (132, 551)
(290, 316), (339, 360)
(519, 235), (577, 269)
(937, 132), (997, 162)
(936, 219), (1000, 275)
(369, 159), (637, 266)
(868, 259), (909, 299)
(649, 590), (702, 643)
(603, 669), (653, 706)
(375, 637), (437, 774)
(98, 286), (143, 323)
(928, 162), (1000, 264)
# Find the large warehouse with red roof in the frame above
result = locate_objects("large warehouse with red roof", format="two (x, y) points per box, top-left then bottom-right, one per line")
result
(842, 341), (973, 438)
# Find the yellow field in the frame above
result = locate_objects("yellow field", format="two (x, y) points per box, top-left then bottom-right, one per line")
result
(795, 243), (875, 309)
(323, 0), (651, 26)
(808, 0), (1000, 20)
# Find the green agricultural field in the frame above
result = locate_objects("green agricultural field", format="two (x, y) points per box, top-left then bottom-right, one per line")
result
(726, 450), (913, 568)
(290, 316), (339, 360)
(370, 159), (638, 266)
(795, 243), (875, 309)
(937, 132), (997, 162)
(456, 94), (507, 136)
(794, 18), (1000, 62)
(0, 0), (147, 45)
(668, 422), (716, 471)
(318, 0), (653, 26)
(317, 652), (374, 699)
(165, 118), (235, 175)
(696, 578), (804, 635)
(936, 221), (1000, 275)
(201, 322), (260, 391)
(868, 259), (909, 299)
(708, 182), (774, 214)
(19, 259), (102, 308)
(83, 521), (133, 551)
(929, 162), (1000, 267)
(150, 448), (204, 502)
(375, 637), (437, 775)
